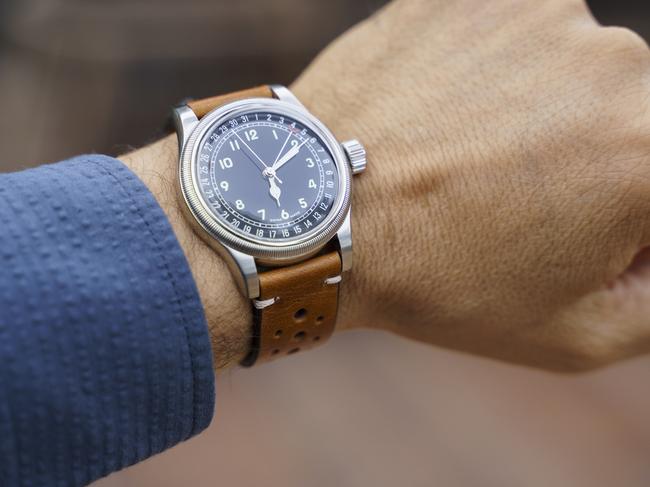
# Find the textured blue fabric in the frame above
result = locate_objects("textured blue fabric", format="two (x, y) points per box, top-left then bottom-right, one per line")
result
(0, 155), (215, 486)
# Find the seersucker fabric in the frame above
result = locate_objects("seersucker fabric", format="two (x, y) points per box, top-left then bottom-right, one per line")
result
(0, 155), (215, 486)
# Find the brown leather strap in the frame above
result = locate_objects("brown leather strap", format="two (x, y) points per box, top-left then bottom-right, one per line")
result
(242, 251), (342, 366)
(187, 85), (274, 118)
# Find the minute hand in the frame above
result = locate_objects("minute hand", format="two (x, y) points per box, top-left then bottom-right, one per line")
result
(272, 139), (309, 172)
(233, 131), (283, 184)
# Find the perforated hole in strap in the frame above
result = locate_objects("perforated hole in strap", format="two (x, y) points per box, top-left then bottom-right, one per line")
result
(241, 251), (342, 366)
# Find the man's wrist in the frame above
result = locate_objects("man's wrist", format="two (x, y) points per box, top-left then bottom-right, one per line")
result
(118, 80), (372, 368)
(120, 134), (252, 369)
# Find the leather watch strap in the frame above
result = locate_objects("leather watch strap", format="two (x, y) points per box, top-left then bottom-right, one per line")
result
(242, 251), (342, 366)
(185, 87), (343, 367)
(188, 85), (274, 118)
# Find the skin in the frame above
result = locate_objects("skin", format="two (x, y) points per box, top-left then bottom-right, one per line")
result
(122, 0), (650, 372)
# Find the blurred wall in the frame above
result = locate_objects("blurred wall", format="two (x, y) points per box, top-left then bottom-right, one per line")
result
(0, 0), (648, 170)
(0, 0), (386, 170)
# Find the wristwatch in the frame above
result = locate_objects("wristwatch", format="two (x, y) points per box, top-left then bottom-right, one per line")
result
(173, 85), (366, 366)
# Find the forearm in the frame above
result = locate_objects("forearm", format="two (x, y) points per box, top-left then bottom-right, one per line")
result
(120, 135), (252, 369)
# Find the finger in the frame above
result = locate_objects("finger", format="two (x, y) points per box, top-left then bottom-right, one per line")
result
(550, 256), (650, 370)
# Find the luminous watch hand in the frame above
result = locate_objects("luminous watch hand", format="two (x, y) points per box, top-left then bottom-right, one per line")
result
(234, 131), (283, 184)
(268, 174), (282, 207)
(272, 138), (309, 172)
(273, 131), (293, 166)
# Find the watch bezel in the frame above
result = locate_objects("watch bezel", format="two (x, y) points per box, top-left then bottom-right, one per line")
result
(179, 97), (352, 262)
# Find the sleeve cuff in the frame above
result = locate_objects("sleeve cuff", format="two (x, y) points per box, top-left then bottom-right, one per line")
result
(0, 155), (214, 486)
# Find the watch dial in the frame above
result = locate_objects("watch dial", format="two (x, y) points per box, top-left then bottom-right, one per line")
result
(195, 111), (340, 242)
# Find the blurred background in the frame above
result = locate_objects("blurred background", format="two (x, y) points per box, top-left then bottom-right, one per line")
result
(2, 1), (650, 486)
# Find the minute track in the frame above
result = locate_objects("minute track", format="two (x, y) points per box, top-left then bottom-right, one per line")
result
(196, 113), (340, 243)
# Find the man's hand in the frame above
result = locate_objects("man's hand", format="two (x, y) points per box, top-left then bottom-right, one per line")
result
(291, 0), (650, 371)
(124, 0), (650, 372)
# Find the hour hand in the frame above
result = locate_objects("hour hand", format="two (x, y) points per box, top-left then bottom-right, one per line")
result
(268, 177), (281, 207)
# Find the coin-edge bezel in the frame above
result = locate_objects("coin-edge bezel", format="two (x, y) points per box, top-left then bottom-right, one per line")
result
(179, 97), (352, 261)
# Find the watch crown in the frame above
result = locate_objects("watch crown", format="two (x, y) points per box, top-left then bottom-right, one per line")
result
(341, 139), (367, 175)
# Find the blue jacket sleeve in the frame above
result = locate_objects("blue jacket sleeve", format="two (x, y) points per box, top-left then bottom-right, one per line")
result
(0, 155), (215, 486)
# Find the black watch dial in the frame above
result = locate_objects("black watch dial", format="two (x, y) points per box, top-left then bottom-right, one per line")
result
(195, 111), (340, 242)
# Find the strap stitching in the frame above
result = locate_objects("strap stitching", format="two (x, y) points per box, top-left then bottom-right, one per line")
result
(253, 297), (277, 309)
(324, 275), (342, 285)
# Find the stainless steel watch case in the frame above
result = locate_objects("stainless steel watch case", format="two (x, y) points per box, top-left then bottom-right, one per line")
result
(174, 85), (358, 299)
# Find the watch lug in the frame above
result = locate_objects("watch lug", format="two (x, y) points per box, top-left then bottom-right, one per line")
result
(173, 105), (199, 151)
(223, 246), (260, 299)
(270, 84), (306, 109)
(335, 208), (353, 273)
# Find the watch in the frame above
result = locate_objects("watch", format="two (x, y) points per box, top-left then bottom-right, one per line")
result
(173, 85), (366, 366)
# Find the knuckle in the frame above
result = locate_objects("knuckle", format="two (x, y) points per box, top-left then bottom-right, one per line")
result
(552, 0), (595, 22)
(600, 26), (650, 62)
(540, 321), (621, 373)
(543, 314), (644, 373)
(570, 27), (650, 105)
(550, 344), (612, 373)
